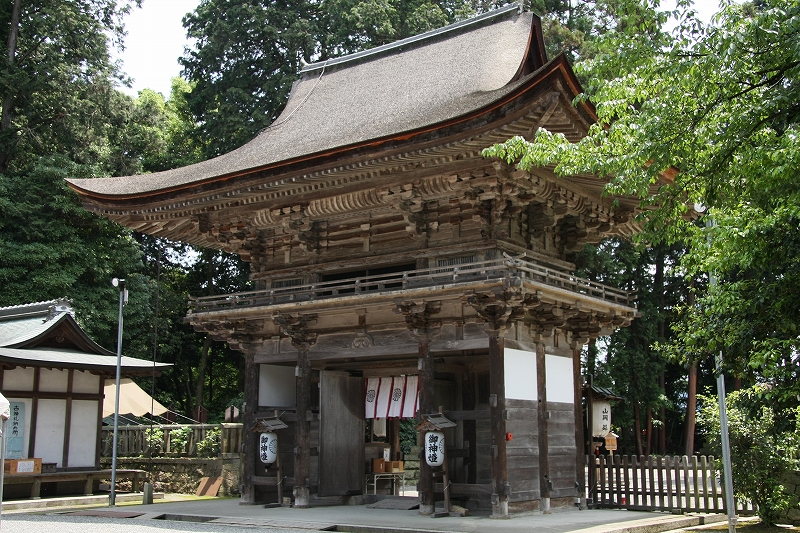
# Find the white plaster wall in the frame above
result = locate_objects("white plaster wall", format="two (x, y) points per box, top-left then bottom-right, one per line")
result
(545, 354), (574, 404)
(3, 367), (34, 391)
(39, 368), (69, 393)
(504, 348), (537, 401)
(68, 400), (99, 467)
(72, 371), (100, 394)
(258, 364), (296, 407)
(34, 399), (66, 466)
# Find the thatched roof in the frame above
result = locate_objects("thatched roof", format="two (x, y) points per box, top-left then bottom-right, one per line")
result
(67, 5), (547, 199)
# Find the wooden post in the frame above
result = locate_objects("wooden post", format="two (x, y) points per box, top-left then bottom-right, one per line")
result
(462, 368), (477, 484)
(573, 347), (585, 508)
(294, 344), (312, 508)
(394, 300), (441, 516)
(536, 339), (550, 513)
(418, 337), (435, 514)
(488, 333), (509, 518)
(272, 312), (318, 509)
(240, 350), (258, 504)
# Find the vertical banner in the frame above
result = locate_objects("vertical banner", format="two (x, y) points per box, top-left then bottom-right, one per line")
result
(7, 402), (24, 459)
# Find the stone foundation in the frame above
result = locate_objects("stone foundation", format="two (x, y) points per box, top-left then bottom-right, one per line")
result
(100, 454), (241, 496)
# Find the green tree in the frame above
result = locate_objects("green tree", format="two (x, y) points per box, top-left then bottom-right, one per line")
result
(0, 0), (140, 174)
(0, 157), (153, 356)
(180, 0), (319, 157)
(698, 387), (800, 524)
(484, 0), (800, 400)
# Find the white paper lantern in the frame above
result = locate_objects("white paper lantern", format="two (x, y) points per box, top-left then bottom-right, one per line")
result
(259, 432), (278, 465)
(592, 400), (612, 437)
(425, 431), (445, 467)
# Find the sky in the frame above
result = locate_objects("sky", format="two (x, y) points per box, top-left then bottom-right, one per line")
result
(116, 0), (723, 99)
(116, 0), (200, 97)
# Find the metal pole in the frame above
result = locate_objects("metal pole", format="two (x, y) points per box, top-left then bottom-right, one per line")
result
(705, 216), (736, 533)
(0, 418), (7, 523)
(110, 279), (126, 506)
(716, 358), (737, 533)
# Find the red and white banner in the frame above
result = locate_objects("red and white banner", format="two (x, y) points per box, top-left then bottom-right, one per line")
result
(365, 375), (418, 419)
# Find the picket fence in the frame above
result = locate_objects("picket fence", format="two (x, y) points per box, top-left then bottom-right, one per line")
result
(590, 454), (755, 514)
(100, 423), (243, 457)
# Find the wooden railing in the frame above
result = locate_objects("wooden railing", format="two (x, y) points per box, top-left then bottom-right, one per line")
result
(590, 455), (756, 514)
(189, 255), (636, 313)
(101, 423), (242, 457)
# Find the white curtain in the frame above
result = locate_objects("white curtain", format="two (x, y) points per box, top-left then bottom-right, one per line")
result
(364, 375), (418, 419)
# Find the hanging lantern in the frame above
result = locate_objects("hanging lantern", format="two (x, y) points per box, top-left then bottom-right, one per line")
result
(425, 431), (445, 467)
(259, 432), (278, 465)
(592, 400), (612, 438)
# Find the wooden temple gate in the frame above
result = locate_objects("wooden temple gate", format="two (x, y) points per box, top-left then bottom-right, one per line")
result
(66, 5), (662, 516)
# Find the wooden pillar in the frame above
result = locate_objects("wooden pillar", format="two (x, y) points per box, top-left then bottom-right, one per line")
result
(462, 368), (477, 484)
(466, 288), (524, 519)
(488, 332), (509, 518)
(418, 337), (435, 514)
(573, 346), (586, 508)
(240, 350), (258, 504)
(536, 339), (550, 513)
(294, 343), (312, 508)
(273, 312), (317, 509)
(395, 300), (441, 515)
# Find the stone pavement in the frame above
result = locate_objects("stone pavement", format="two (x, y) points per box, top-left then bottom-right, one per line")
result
(2, 494), (729, 533)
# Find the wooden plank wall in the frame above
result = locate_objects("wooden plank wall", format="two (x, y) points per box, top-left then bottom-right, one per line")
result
(548, 401), (577, 500)
(506, 399), (540, 503)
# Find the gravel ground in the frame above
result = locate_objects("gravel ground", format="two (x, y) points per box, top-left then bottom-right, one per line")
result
(0, 514), (320, 533)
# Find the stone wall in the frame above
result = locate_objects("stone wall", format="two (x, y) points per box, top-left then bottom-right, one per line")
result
(100, 454), (241, 496)
(780, 470), (800, 526)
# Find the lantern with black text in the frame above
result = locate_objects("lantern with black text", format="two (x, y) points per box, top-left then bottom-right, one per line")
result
(425, 431), (445, 467)
(259, 431), (278, 466)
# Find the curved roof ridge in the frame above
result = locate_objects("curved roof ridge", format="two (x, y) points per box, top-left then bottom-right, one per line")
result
(300, 3), (522, 74)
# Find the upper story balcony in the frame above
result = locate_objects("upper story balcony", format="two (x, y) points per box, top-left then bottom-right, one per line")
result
(188, 255), (636, 317)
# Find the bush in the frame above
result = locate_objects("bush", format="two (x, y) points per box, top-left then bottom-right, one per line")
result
(144, 427), (164, 456)
(196, 428), (221, 458)
(698, 387), (800, 525)
(169, 426), (194, 454)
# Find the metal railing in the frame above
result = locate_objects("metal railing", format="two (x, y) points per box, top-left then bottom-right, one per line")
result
(189, 255), (635, 313)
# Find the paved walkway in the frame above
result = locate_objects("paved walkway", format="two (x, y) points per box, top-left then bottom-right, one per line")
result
(1, 494), (728, 533)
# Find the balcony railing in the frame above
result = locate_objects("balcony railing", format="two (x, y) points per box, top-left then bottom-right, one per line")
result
(188, 255), (636, 313)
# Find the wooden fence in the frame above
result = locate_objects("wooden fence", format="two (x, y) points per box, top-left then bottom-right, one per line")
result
(590, 455), (756, 514)
(101, 423), (242, 457)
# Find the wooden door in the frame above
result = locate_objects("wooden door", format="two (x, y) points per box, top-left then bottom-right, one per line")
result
(318, 370), (364, 496)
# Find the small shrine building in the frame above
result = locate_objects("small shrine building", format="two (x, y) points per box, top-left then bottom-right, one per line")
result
(67, 5), (641, 516)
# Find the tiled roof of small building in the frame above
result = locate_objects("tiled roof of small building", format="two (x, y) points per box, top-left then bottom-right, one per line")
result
(67, 5), (542, 197)
(0, 299), (170, 374)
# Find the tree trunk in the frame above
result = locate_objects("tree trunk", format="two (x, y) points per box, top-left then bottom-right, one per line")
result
(654, 246), (666, 455)
(633, 402), (643, 456)
(645, 407), (653, 456)
(195, 335), (213, 410)
(0, 0), (22, 173)
(685, 361), (698, 455)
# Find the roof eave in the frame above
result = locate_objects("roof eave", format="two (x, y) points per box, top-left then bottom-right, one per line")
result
(68, 55), (592, 208)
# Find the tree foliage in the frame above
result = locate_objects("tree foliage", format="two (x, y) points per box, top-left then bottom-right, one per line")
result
(698, 387), (800, 524)
(484, 0), (800, 402)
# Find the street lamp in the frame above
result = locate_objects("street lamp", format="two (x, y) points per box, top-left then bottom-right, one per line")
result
(695, 205), (737, 533)
(109, 278), (127, 507)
